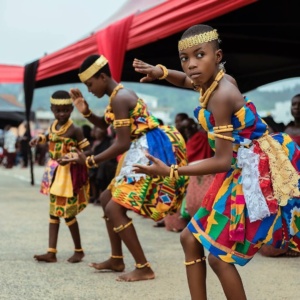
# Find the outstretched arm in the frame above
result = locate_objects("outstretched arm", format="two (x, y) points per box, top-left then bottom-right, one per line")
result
(133, 58), (194, 89)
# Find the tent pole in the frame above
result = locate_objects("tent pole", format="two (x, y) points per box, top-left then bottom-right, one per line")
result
(24, 60), (39, 186)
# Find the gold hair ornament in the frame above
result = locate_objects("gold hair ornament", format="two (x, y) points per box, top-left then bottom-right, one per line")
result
(50, 98), (73, 105)
(178, 29), (219, 51)
(78, 55), (108, 82)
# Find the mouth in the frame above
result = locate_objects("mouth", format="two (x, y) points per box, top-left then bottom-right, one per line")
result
(189, 73), (201, 79)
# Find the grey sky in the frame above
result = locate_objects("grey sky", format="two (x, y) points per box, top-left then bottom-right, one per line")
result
(0, 0), (127, 65)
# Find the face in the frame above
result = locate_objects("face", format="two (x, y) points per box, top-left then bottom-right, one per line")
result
(85, 74), (106, 98)
(291, 96), (300, 119)
(51, 104), (73, 125)
(179, 41), (221, 87)
(175, 115), (186, 130)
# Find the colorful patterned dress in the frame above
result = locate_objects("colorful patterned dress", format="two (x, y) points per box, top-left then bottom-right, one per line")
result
(188, 97), (300, 266)
(40, 131), (89, 218)
(104, 86), (189, 221)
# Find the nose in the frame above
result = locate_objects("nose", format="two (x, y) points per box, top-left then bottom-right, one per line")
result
(188, 57), (197, 69)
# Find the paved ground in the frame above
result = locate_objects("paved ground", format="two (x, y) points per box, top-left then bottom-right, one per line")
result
(1, 165), (299, 300)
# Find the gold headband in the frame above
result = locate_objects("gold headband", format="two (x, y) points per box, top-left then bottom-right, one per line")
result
(50, 98), (73, 105)
(78, 55), (108, 82)
(178, 29), (219, 51)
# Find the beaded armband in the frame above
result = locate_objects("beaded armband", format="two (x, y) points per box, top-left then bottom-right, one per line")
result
(213, 125), (234, 141)
(156, 64), (168, 80)
(38, 134), (47, 144)
(78, 138), (90, 149)
(113, 119), (131, 128)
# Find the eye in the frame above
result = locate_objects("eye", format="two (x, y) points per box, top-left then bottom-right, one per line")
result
(196, 53), (203, 58)
(180, 56), (187, 62)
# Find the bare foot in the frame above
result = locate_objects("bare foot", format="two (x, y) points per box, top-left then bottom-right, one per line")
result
(89, 257), (125, 272)
(34, 252), (57, 263)
(116, 266), (155, 282)
(67, 251), (85, 263)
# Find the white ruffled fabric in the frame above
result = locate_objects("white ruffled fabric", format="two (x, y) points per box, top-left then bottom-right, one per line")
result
(237, 145), (270, 222)
(116, 135), (148, 183)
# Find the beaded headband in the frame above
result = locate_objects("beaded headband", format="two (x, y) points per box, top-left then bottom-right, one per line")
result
(78, 55), (108, 82)
(50, 98), (73, 105)
(178, 29), (219, 51)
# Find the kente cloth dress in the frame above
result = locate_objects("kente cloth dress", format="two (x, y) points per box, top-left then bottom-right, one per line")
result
(40, 132), (89, 218)
(104, 87), (189, 222)
(188, 97), (300, 266)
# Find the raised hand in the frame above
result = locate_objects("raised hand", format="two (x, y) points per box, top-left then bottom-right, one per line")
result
(70, 88), (90, 115)
(132, 153), (170, 177)
(133, 58), (164, 83)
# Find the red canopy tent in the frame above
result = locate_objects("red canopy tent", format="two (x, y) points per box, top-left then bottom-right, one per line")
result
(0, 64), (24, 83)
(34, 0), (255, 85)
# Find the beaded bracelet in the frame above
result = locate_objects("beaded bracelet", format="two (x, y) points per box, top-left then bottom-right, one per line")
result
(169, 164), (179, 179)
(85, 156), (94, 168)
(38, 134), (47, 144)
(156, 64), (168, 80)
(90, 155), (98, 168)
(82, 110), (92, 118)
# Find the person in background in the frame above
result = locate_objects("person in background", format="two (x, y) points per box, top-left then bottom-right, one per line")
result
(18, 122), (31, 168)
(284, 93), (300, 145)
(133, 24), (300, 299)
(29, 90), (91, 263)
(3, 125), (17, 168)
(89, 126), (117, 204)
(174, 112), (189, 141)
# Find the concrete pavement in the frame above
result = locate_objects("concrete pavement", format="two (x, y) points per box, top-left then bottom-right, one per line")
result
(0, 165), (299, 300)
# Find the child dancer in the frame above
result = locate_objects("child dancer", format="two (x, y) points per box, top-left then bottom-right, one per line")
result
(30, 90), (91, 263)
(133, 24), (300, 299)
(62, 54), (189, 281)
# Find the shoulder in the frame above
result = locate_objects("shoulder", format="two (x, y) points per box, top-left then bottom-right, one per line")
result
(111, 87), (138, 112)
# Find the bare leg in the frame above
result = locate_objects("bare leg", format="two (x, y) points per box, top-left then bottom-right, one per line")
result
(105, 200), (155, 282)
(208, 254), (246, 300)
(34, 216), (59, 263)
(180, 228), (207, 300)
(89, 190), (125, 272)
(66, 217), (85, 263)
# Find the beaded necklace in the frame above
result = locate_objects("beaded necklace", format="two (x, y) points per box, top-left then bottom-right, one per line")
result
(109, 84), (124, 103)
(199, 69), (225, 108)
(51, 119), (73, 136)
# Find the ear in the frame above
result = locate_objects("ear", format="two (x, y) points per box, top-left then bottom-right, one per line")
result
(216, 49), (223, 64)
(99, 72), (108, 81)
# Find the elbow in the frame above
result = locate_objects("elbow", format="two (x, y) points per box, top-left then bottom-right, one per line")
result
(117, 141), (130, 154)
(214, 157), (232, 173)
